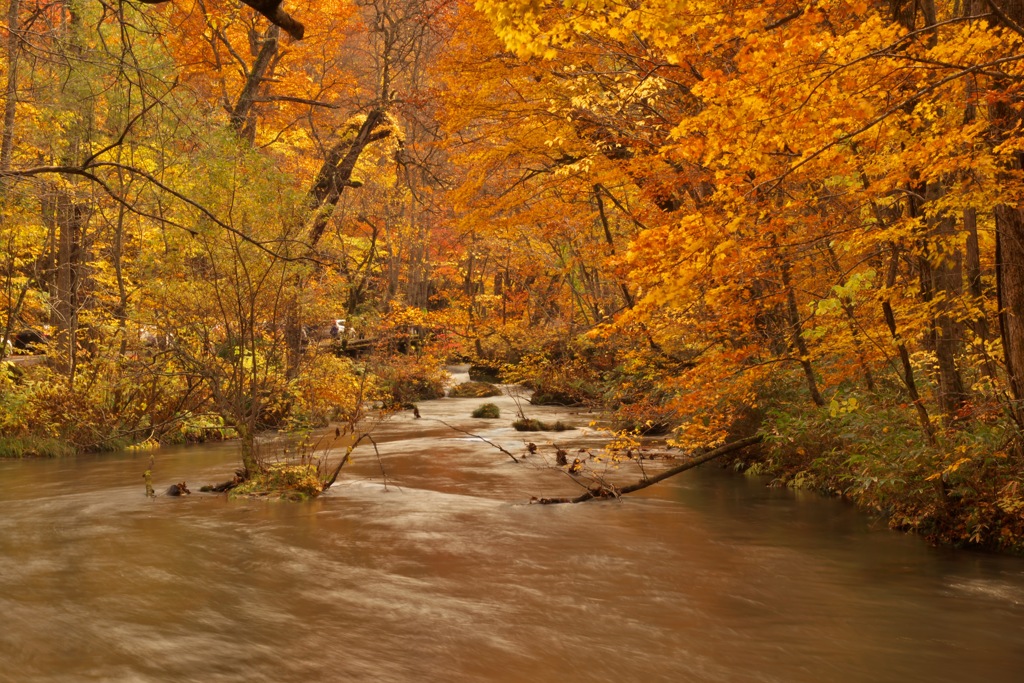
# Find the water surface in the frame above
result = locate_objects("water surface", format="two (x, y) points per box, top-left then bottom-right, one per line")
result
(2, 384), (1023, 682)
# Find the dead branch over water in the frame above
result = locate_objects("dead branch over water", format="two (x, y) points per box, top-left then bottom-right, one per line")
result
(532, 435), (764, 504)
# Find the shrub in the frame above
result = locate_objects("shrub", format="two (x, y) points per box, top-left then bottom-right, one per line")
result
(373, 354), (448, 407)
(0, 437), (75, 458)
(468, 364), (503, 383)
(738, 378), (1024, 553)
(512, 418), (574, 432)
(230, 463), (324, 501)
(450, 381), (502, 398)
(507, 352), (601, 407)
(472, 403), (501, 419)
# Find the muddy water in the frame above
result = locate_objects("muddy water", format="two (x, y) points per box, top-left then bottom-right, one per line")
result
(2, 376), (1024, 682)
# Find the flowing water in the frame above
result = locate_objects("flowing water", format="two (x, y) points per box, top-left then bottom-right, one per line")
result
(2, 371), (1024, 682)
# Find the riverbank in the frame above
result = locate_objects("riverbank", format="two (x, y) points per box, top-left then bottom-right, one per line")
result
(722, 391), (1024, 555)
(0, 436), (75, 459)
(6, 349), (1024, 555)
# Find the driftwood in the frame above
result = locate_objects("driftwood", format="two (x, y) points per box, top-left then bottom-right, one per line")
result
(321, 433), (369, 490)
(532, 434), (763, 504)
(435, 419), (520, 463)
(165, 482), (191, 496)
(200, 470), (246, 493)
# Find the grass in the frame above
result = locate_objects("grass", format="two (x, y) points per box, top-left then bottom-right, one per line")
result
(0, 436), (76, 458)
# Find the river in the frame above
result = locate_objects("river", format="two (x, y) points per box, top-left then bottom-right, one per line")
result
(2, 375), (1024, 682)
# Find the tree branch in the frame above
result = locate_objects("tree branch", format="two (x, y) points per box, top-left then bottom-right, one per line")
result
(532, 435), (763, 504)
(434, 419), (520, 463)
(135, 0), (305, 40)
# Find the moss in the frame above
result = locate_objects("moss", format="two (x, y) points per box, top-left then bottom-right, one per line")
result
(472, 403), (501, 419)
(450, 381), (502, 398)
(230, 463), (324, 501)
(512, 418), (574, 432)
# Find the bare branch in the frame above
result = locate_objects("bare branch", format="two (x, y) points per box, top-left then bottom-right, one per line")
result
(135, 0), (305, 40)
(433, 419), (520, 463)
(253, 95), (341, 108)
(533, 435), (763, 504)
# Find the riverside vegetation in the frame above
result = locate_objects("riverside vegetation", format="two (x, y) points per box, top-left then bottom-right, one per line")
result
(2, 0), (1024, 550)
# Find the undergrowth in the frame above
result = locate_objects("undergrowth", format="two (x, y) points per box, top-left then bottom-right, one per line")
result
(737, 382), (1024, 553)
(230, 463), (324, 501)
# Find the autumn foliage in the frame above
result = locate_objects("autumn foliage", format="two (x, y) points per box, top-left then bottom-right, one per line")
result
(2, 0), (1024, 544)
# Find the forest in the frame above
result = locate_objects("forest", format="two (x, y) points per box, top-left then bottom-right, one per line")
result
(3, 0), (1024, 551)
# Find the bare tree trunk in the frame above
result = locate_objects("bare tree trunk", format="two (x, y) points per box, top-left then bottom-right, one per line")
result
(780, 260), (825, 406)
(882, 244), (939, 445)
(229, 26), (279, 141)
(964, 207), (999, 379)
(593, 184), (635, 309)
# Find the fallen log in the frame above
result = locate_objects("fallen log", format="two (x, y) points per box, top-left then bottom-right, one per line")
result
(532, 434), (764, 504)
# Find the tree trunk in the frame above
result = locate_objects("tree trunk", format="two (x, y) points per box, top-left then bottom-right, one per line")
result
(922, 182), (967, 422)
(535, 435), (763, 504)
(229, 26), (279, 142)
(137, 0), (304, 40)
(593, 184), (635, 309)
(780, 260), (825, 406)
(882, 244), (938, 445)
(995, 205), (1024, 425)
(0, 0), (19, 174)
(964, 207), (999, 379)
(238, 426), (262, 477)
(984, 1), (1024, 428)
(307, 109), (388, 247)
(824, 244), (876, 392)
(53, 189), (85, 383)
(284, 110), (391, 377)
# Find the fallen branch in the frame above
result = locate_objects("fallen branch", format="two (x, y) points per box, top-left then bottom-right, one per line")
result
(366, 434), (400, 493)
(321, 432), (369, 490)
(434, 419), (520, 463)
(532, 434), (763, 504)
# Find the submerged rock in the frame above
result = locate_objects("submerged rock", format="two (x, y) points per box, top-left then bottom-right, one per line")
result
(166, 482), (191, 496)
